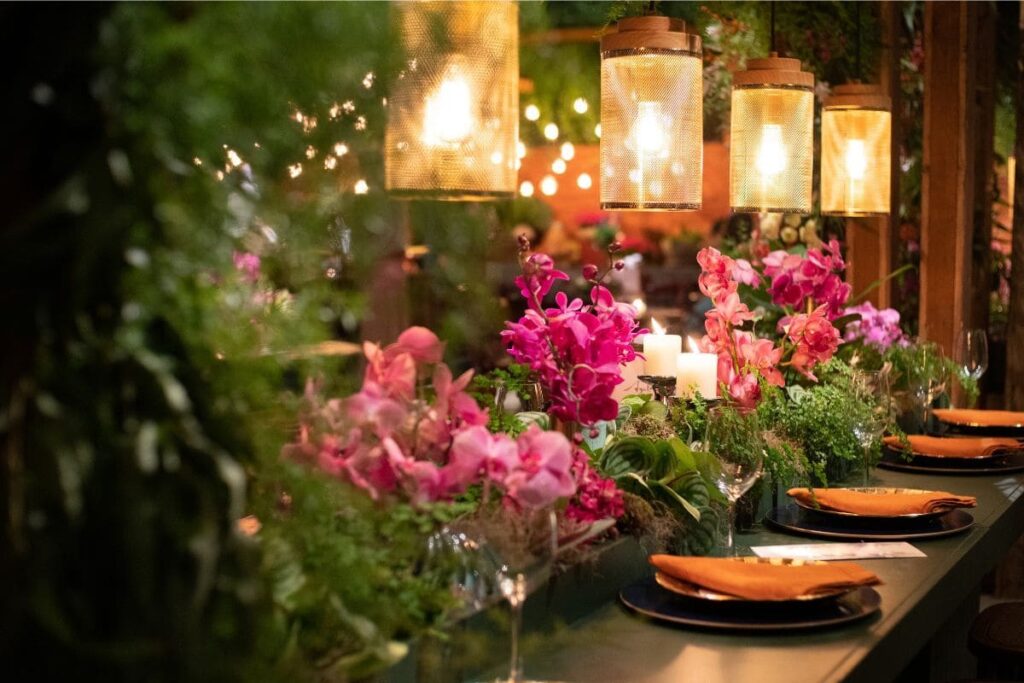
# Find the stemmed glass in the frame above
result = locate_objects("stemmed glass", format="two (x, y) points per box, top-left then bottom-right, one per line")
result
(705, 406), (764, 556)
(447, 507), (557, 683)
(910, 343), (947, 430)
(955, 328), (989, 386)
(851, 370), (892, 485)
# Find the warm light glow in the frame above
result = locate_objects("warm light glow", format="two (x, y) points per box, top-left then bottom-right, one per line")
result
(573, 97), (589, 114)
(543, 123), (559, 141)
(552, 158), (567, 174)
(354, 179), (369, 194)
(594, 123), (602, 138)
(519, 180), (535, 197)
(324, 155), (337, 170)
(422, 67), (475, 147)
(517, 140), (527, 159)
(490, 150), (504, 165)
(687, 336), (700, 353)
(844, 139), (868, 181)
(632, 101), (669, 155)
(525, 104), (540, 121)
(755, 124), (787, 179)
(540, 174), (558, 196)
(560, 142), (575, 161)
(631, 298), (647, 317)
(288, 163), (303, 178)
(334, 142), (349, 157)
(650, 318), (666, 336)
(576, 172), (593, 190)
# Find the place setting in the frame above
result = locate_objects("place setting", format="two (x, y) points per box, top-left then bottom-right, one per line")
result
(877, 432), (1024, 475)
(764, 486), (977, 541)
(619, 554), (882, 632)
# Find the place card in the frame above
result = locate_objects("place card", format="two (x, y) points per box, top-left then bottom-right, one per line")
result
(750, 542), (926, 561)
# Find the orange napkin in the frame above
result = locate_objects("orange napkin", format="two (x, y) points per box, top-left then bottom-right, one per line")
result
(787, 487), (976, 516)
(884, 435), (1023, 458)
(649, 555), (880, 601)
(934, 409), (1024, 428)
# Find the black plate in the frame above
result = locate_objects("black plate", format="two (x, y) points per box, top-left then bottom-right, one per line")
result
(765, 504), (974, 541)
(878, 448), (1024, 475)
(620, 576), (881, 632)
(937, 423), (1024, 438)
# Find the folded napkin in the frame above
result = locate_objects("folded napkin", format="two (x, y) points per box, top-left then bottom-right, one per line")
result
(883, 435), (1023, 458)
(649, 555), (880, 601)
(934, 408), (1024, 428)
(787, 487), (976, 516)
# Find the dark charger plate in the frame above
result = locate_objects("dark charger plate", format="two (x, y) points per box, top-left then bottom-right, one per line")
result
(620, 576), (881, 632)
(878, 447), (1024, 475)
(765, 504), (974, 541)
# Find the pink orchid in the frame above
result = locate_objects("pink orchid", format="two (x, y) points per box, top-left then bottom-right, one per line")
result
(786, 306), (841, 380)
(389, 326), (445, 364)
(515, 252), (570, 306)
(447, 426), (519, 490)
(844, 301), (908, 350)
(727, 371), (762, 409)
(565, 448), (625, 524)
(232, 251), (261, 283)
(733, 259), (762, 287)
(734, 331), (785, 387)
(501, 425), (576, 509)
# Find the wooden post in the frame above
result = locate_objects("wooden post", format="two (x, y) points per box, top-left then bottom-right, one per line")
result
(1007, 0), (1024, 411)
(919, 1), (977, 356)
(969, 2), (997, 337)
(844, 1), (901, 309)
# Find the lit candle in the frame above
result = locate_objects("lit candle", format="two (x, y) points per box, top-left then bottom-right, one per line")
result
(676, 336), (718, 399)
(643, 318), (681, 377)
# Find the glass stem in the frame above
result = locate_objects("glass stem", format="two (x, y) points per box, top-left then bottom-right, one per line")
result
(862, 444), (871, 486)
(726, 501), (736, 556)
(508, 573), (526, 683)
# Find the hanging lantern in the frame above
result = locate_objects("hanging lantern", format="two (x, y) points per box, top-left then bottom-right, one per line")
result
(600, 16), (703, 211)
(729, 54), (814, 213)
(820, 83), (891, 216)
(385, 1), (518, 200)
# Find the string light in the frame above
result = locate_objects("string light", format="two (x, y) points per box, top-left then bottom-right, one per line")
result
(595, 123), (602, 138)
(354, 179), (369, 194)
(577, 173), (593, 190)
(540, 175), (558, 196)
(520, 180), (535, 197)
(288, 163), (303, 178)
(525, 104), (540, 121)
(517, 140), (527, 159)
(560, 142), (575, 161)
(543, 123), (559, 141)
(573, 97), (589, 114)
(334, 142), (349, 157)
(552, 158), (567, 174)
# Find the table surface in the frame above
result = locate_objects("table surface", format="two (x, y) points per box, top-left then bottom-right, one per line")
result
(509, 466), (1024, 683)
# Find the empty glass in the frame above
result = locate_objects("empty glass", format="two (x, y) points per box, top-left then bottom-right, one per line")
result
(705, 406), (764, 555)
(955, 328), (989, 383)
(851, 370), (892, 485)
(909, 343), (947, 429)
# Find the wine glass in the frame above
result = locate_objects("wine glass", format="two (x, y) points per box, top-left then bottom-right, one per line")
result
(909, 343), (947, 430)
(494, 379), (545, 414)
(851, 370), (892, 486)
(955, 328), (989, 383)
(450, 507), (557, 683)
(705, 406), (764, 555)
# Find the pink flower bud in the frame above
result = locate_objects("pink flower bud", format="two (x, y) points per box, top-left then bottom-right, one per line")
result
(582, 264), (599, 280)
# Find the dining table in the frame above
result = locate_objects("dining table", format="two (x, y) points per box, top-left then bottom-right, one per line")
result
(456, 463), (1024, 683)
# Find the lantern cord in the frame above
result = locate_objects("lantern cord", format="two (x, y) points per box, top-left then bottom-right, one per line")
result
(770, 1), (776, 54)
(855, 1), (862, 80)
(646, 0), (656, 16)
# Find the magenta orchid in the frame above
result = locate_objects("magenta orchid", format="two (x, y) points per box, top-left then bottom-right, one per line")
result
(761, 240), (852, 319)
(843, 301), (908, 351)
(502, 239), (644, 425)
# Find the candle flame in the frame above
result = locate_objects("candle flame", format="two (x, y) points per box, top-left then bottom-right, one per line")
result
(687, 336), (700, 353)
(651, 318), (665, 336)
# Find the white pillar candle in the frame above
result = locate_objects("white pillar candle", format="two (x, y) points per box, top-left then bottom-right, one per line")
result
(643, 319), (682, 377)
(676, 337), (718, 399)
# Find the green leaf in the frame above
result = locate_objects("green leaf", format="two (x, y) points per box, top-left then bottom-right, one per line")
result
(650, 480), (702, 522)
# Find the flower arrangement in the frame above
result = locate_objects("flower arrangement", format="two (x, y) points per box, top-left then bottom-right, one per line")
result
(502, 237), (644, 425)
(843, 301), (908, 351)
(697, 245), (843, 406)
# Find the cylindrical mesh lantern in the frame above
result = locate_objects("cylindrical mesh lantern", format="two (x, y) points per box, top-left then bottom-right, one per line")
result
(729, 55), (814, 213)
(821, 83), (892, 216)
(385, 1), (518, 200)
(600, 16), (703, 211)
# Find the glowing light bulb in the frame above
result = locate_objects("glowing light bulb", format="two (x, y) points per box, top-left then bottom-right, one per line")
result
(560, 142), (575, 161)
(540, 174), (558, 196)
(576, 172), (593, 190)
(594, 123), (602, 139)
(543, 123), (559, 141)
(844, 139), (868, 180)
(519, 180), (535, 197)
(631, 298), (647, 317)
(517, 140), (527, 159)
(524, 104), (540, 121)
(573, 97), (589, 114)
(490, 150), (504, 165)
(354, 179), (369, 194)
(755, 124), (787, 178)
(333, 142), (349, 157)
(552, 158), (567, 174)
(631, 101), (669, 155)
(422, 67), (474, 147)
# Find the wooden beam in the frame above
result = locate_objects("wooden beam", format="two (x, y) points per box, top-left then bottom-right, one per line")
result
(919, 1), (977, 356)
(1006, 0), (1024, 410)
(844, 1), (901, 309)
(969, 1), (997, 337)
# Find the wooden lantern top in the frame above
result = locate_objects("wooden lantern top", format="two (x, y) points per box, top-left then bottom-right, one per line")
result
(600, 15), (701, 55)
(824, 82), (892, 111)
(732, 53), (814, 89)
